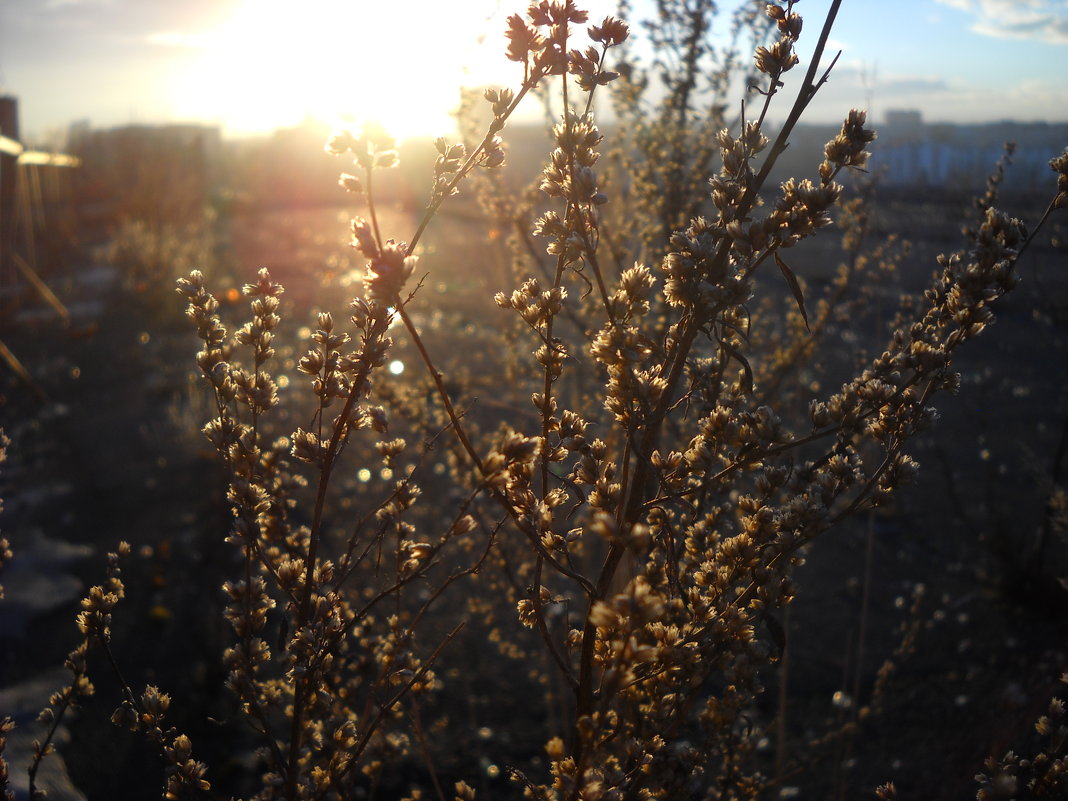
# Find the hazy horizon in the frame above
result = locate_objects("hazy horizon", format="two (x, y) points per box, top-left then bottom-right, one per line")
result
(2, 0), (1067, 145)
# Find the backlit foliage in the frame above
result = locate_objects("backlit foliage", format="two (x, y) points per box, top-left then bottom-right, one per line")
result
(4, 2), (1068, 800)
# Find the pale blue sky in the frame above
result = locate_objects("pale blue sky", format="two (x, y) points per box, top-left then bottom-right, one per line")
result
(1, 0), (1066, 143)
(799, 0), (1068, 124)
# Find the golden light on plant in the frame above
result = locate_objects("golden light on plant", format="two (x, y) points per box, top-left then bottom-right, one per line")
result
(8, 1), (1068, 799)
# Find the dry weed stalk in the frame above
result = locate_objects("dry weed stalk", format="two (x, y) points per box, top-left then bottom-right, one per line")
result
(2, 2), (1068, 800)
(165, 0), (1068, 796)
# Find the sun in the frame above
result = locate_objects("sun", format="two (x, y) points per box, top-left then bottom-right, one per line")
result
(172, 0), (515, 140)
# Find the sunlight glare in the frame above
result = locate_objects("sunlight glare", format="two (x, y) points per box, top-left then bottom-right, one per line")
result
(174, 0), (509, 139)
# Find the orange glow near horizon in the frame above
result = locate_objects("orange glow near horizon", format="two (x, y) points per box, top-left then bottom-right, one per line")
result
(171, 0), (518, 140)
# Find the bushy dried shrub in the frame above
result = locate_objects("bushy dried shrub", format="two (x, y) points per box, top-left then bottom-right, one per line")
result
(4, 2), (1068, 800)
(105, 211), (218, 299)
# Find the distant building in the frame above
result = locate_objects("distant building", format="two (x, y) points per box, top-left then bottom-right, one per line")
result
(68, 122), (222, 170)
(883, 109), (925, 142)
(67, 122), (222, 228)
(872, 117), (1067, 191)
(772, 112), (1067, 193)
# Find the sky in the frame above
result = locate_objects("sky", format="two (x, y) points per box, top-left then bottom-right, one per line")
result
(1, 0), (1067, 144)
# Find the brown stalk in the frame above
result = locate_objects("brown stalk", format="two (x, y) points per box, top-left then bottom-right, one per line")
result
(286, 316), (388, 800)
(409, 79), (541, 253)
(571, 0), (845, 768)
(310, 622), (465, 801)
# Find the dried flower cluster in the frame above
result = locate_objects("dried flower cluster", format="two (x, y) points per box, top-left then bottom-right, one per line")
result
(3, 2), (1068, 801)
(15, 542), (190, 801)
(975, 675), (1068, 799)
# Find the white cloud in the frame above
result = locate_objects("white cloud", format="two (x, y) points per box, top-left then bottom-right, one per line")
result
(937, 0), (1068, 44)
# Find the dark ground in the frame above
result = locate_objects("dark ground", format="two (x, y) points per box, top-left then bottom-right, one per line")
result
(1, 189), (1066, 800)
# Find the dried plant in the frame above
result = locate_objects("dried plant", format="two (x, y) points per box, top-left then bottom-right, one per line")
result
(105, 211), (218, 302)
(975, 675), (1068, 800)
(3, 2), (1068, 800)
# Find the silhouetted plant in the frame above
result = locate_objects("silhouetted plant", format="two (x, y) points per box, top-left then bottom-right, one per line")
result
(3, 2), (1068, 800)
